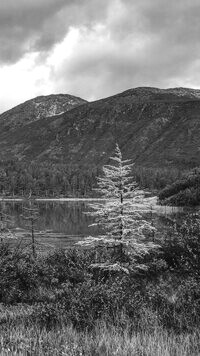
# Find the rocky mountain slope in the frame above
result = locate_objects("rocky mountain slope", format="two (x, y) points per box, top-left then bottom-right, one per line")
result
(0, 94), (87, 131)
(0, 87), (200, 170)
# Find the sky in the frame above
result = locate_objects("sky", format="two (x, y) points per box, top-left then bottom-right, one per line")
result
(0, 0), (200, 113)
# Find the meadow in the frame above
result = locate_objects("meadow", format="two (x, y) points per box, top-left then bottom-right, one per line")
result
(1, 212), (200, 356)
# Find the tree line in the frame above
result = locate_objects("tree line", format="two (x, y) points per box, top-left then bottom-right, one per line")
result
(0, 159), (185, 198)
(0, 160), (99, 197)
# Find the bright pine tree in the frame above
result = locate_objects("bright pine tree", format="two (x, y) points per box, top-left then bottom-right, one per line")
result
(78, 144), (158, 270)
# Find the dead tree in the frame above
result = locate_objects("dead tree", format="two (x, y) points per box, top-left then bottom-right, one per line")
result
(21, 206), (39, 258)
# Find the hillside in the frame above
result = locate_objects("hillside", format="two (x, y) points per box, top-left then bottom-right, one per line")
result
(0, 87), (200, 169)
(159, 168), (200, 206)
(0, 94), (87, 131)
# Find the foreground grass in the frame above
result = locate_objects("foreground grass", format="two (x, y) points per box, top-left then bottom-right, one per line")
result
(1, 322), (200, 355)
(1, 304), (200, 356)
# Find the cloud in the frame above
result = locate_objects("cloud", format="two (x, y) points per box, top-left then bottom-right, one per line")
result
(1, 0), (200, 112)
(0, 0), (110, 64)
(49, 0), (200, 100)
(0, 52), (53, 113)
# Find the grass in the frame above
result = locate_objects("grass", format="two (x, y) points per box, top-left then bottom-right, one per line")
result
(0, 304), (200, 355)
(1, 322), (200, 355)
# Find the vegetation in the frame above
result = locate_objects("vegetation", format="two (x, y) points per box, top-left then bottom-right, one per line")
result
(0, 160), (99, 197)
(1, 212), (200, 355)
(79, 144), (157, 272)
(0, 146), (199, 354)
(159, 168), (200, 206)
(21, 205), (40, 258)
(0, 210), (14, 242)
(0, 159), (185, 198)
(1, 306), (200, 355)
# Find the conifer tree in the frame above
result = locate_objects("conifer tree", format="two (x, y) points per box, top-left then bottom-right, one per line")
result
(21, 205), (39, 258)
(78, 144), (158, 270)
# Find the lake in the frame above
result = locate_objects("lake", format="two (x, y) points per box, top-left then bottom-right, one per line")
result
(0, 198), (194, 253)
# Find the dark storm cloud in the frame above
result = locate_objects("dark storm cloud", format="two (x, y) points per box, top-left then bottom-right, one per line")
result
(0, 0), (63, 62)
(0, 0), (109, 63)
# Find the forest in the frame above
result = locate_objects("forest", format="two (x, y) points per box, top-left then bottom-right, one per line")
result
(0, 159), (185, 198)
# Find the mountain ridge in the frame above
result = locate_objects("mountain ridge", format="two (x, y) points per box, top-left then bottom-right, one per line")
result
(0, 87), (200, 171)
(93, 86), (200, 105)
(0, 93), (87, 131)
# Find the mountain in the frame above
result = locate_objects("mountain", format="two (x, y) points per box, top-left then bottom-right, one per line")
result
(0, 87), (200, 170)
(0, 94), (87, 131)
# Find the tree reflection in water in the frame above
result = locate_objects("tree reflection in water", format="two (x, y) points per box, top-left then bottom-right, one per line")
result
(0, 201), (101, 237)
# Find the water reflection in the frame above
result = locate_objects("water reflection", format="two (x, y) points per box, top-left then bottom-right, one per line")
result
(0, 200), (101, 236)
(0, 200), (198, 250)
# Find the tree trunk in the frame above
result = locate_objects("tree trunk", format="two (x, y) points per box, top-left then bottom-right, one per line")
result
(31, 219), (36, 258)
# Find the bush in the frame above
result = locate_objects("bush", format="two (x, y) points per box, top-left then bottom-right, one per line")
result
(160, 214), (200, 275)
(1, 225), (200, 334)
(159, 169), (200, 206)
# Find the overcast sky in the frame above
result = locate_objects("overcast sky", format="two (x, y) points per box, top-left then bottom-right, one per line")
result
(0, 0), (200, 113)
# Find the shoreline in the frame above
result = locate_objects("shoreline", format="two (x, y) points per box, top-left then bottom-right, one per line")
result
(0, 196), (158, 203)
(0, 197), (110, 202)
(0, 197), (189, 214)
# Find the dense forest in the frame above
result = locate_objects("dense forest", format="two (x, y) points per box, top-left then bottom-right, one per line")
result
(1, 159), (199, 206)
(0, 160), (99, 197)
(0, 159), (185, 197)
(159, 168), (200, 206)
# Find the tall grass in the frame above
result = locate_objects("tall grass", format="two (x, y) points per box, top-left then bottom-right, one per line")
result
(0, 304), (200, 355)
(1, 320), (200, 355)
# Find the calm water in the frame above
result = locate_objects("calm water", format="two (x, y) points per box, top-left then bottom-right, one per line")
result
(0, 199), (197, 251)
(0, 200), (98, 235)
(0, 200), (102, 250)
